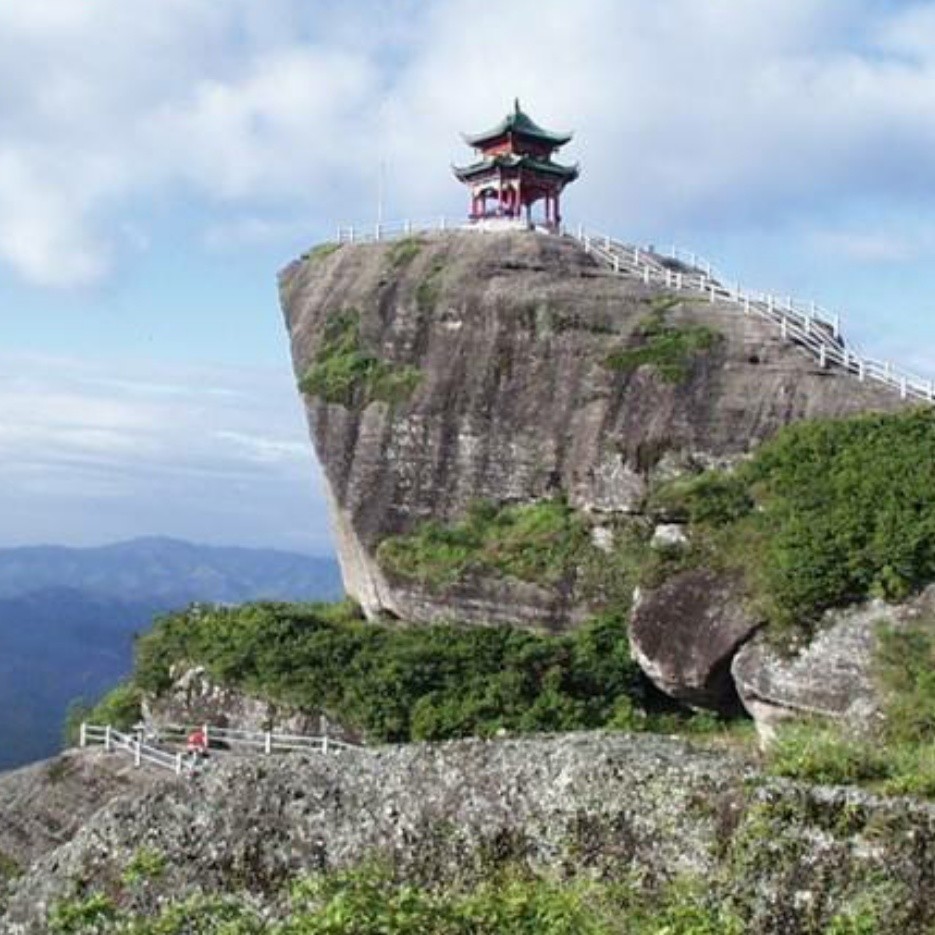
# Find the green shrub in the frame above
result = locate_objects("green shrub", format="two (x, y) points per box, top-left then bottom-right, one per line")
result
(127, 600), (649, 744)
(606, 307), (721, 383)
(649, 472), (753, 526)
(298, 309), (421, 406)
(650, 408), (935, 638)
(49, 893), (117, 934)
(367, 364), (422, 404)
(768, 722), (891, 785)
(387, 236), (423, 269)
(64, 682), (142, 744)
(122, 847), (167, 887)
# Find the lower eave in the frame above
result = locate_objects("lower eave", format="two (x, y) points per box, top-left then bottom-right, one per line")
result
(453, 158), (579, 184)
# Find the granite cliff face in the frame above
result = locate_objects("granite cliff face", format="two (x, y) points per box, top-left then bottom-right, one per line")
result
(280, 230), (902, 629)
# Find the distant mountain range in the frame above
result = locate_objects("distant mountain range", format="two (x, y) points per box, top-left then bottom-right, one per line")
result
(0, 536), (341, 605)
(0, 538), (341, 772)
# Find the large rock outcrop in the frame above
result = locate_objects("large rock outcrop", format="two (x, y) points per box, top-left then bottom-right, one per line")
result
(5, 733), (935, 934)
(733, 586), (935, 742)
(280, 230), (903, 629)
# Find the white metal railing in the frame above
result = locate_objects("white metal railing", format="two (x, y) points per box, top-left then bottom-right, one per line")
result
(567, 225), (935, 404)
(79, 720), (359, 777)
(323, 217), (934, 404)
(335, 217), (458, 244)
(150, 721), (358, 755)
(80, 723), (189, 775)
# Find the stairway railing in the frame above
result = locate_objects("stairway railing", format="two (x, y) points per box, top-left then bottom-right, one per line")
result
(320, 218), (933, 403)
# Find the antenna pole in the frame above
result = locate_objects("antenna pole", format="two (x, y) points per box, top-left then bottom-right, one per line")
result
(377, 160), (386, 227)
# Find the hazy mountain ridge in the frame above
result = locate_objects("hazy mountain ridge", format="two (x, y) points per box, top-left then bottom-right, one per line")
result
(0, 539), (341, 771)
(0, 536), (340, 605)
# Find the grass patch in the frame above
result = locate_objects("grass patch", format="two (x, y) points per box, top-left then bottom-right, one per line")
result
(605, 304), (721, 383)
(377, 499), (592, 590)
(122, 847), (167, 888)
(0, 850), (20, 884)
(387, 236), (423, 269)
(298, 308), (422, 406)
(376, 499), (647, 611)
(302, 242), (341, 263)
(768, 722), (891, 786)
(416, 256), (446, 311)
(767, 620), (935, 797)
(649, 408), (935, 640)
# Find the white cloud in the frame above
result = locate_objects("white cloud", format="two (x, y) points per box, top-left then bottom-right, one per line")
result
(214, 430), (310, 464)
(0, 353), (329, 551)
(809, 230), (918, 264)
(3, 1), (935, 286)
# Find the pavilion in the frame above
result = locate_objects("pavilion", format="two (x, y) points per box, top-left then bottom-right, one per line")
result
(453, 100), (579, 230)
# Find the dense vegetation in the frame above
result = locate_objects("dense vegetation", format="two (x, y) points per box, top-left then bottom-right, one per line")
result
(769, 621), (935, 797)
(45, 863), (745, 935)
(605, 298), (722, 383)
(298, 309), (421, 406)
(64, 682), (143, 743)
(650, 408), (935, 637)
(377, 498), (643, 611)
(47, 855), (907, 935)
(92, 599), (714, 743)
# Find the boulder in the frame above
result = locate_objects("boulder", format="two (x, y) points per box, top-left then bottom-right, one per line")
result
(280, 230), (906, 629)
(732, 586), (935, 744)
(629, 568), (760, 712)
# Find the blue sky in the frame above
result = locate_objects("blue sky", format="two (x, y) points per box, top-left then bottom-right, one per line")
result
(3, 0), (935, 553)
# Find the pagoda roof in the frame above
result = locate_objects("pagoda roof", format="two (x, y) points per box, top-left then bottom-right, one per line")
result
(453, 153), (580, 183)
(462, 99), (573, 149)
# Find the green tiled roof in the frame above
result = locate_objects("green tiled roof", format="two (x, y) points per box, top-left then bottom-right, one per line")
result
(462, 99), (573, 148)
(453, 152), (579, 182)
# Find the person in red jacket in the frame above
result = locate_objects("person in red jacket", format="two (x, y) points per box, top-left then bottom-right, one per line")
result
(186, 727), (208, 758)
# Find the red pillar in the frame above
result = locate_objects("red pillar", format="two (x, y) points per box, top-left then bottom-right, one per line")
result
(554, 191), (561, 227)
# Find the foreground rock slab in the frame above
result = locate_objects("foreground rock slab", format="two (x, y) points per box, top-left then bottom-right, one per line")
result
(4, 732), (935, 934)
(0, 749), (169, 874)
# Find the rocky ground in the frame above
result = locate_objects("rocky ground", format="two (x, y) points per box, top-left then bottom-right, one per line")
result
(0, 748), (168, 875)
(3, 732), (935, 933)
